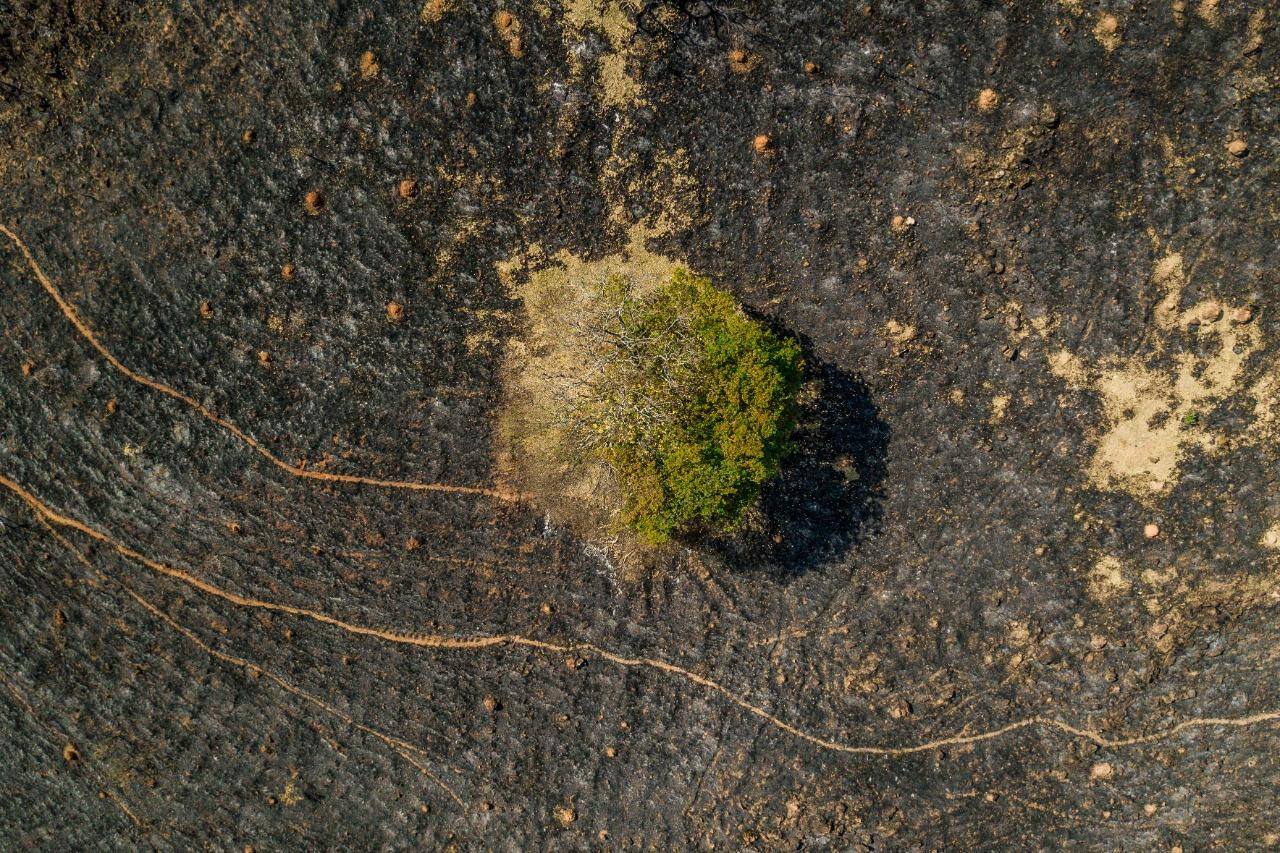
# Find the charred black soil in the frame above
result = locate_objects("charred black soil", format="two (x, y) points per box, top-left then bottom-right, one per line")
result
(2, 1), (1279, 849)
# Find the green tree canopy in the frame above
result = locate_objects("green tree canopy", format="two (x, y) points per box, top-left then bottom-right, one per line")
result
(568, 269), (804, 543)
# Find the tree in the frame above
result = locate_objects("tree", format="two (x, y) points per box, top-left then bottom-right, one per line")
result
(561, 269), (803, 543)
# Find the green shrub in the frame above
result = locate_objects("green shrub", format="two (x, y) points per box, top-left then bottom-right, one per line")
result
(566, 269), (803, 543)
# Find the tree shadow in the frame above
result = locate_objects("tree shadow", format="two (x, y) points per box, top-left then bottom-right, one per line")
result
(694, 359), (889, 582)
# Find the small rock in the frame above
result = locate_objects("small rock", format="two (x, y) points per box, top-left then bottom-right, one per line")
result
(1094, 13), (1121, 50)
(1143, 523), (1160, 539)
(398, 178), (419, 199)
(199, 300), (214, 319)
(1090, 761), (1114, 780)
(482, 695), (498, 712)
(1231, 306), (1253, 324)
(1227, 138), (1248, 157)
(404, 536), (420, 551)
(386, 302), (405, 322)
(1144, 803), (1158, 816)
(976, 88), (999, 112)
(752, 133), (771, 154)
(241, 129), (255, 144)
(227, 521), (243, 535)
(727, 48), (758, 74)
(554, 805), (576, 825)
(888, 699), (913, 719)
(359, 50), (380, 79)
(257, 350), (271, 366)
(281, 263), (296, 280)
(303, 190), (325, 215)
(492, 11), (524, 58)
(62, 744), (80, 764)
(884, 320), (917, 342)
(803, 60), (819, 74)
(1197, 302), (1223, 322)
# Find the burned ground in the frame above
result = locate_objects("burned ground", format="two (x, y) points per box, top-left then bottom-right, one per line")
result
(2, 0), (1279, 849)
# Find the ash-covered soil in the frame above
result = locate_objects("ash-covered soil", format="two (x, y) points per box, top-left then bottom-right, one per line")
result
(2, 0), (1279, 848)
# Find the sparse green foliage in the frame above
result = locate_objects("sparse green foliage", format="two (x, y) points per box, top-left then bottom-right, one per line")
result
(565, 269), (803, 543)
